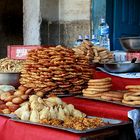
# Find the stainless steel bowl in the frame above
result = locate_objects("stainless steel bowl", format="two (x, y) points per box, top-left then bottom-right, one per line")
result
(104, 61), (140, 73)
(119, 37), (140, 51)
(0, 72), (20, 88)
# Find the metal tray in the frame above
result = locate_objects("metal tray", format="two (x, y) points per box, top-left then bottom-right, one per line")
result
(0, 113), (16, 118)
(76, 95), (140, 108)
(11, 116), (128, 134)
(103, 61), (140, 73)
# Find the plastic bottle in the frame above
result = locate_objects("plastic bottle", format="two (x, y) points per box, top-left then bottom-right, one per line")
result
(84, 35), (90, 41)
(90, 34), (100, 46)
(74, 35), (83, 47)
(98, 17), (110, 50)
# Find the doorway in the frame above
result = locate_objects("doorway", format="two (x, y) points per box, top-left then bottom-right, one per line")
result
(106, 0), (140, 50)
(0, 0), (23, 58)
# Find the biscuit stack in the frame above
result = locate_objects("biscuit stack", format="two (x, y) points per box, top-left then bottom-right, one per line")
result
(82, 77), (112, 98)
(101, 91), (124, 101)
(92, 46), (114, 63)
(20, 46), (93, 96)
(72, 40), (114, 63)
(122, 85), (140, 105)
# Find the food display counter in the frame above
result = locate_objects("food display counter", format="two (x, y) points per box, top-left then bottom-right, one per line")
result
(0, 73), (138, 140)
(0, 44), (139, 140)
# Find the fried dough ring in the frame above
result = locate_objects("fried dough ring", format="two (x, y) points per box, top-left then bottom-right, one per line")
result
(88, 84), (112, 89)
(52, 77), (65, 81)
(101, 95), (112, 100)
(124, 95), (140, 101)
(82, 89), (103, 95)
(125, 85), (140, 89)
(83, 93), (102, 98)
(102, 91), (124, 98)
(88, 78), (111, 83)
(111, 97), (122, 101)
(130, 92), (140, 96)
(122, 99), (140, 105)
(86, 87), (110, 92)
(127, 89), (140, 92)
(88, 81), (111, 86)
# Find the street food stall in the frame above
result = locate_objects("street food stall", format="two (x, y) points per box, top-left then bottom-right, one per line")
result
(0, 41), (139, 140)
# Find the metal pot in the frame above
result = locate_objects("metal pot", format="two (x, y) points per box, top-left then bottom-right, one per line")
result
(0, 72), (20, 88)
(103, 61), (140, 73)
(119, 36), (140, 52)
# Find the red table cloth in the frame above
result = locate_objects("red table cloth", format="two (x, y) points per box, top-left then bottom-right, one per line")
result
(0, 70), (138, 140)
(0, 116), (81, 140)
(63, 97), (133, 121)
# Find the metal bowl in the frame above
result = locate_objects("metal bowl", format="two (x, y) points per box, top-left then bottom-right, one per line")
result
(119, 37), (140, 51)
(0, 72), (20, 88)
(104, 61), (140, 73)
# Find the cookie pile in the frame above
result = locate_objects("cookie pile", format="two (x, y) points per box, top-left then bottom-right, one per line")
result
(101, 91), (124, 101)
(20, 46), (93, 95)
(122, 85), (140, 105)
(92, 46), (114, 63)
(72, 40), (114, 63)
(82, 77), (112, 98)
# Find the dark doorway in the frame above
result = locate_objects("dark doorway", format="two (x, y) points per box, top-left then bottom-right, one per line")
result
(106, 0), (140, 50)
(0, 0), (23, 58)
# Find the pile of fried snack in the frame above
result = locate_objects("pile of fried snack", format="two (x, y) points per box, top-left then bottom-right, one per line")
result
(0, 57), (24, 72)
(82, 77), (140, 105)
(73, 40), (114, 63)
(15, 95), (105, 130)
(20, 45), (93, 95)
(122, 85), (140, 105)
(15, 95), (86, 122)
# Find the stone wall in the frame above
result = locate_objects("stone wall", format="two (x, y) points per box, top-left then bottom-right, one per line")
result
(40, 0), (91, 47)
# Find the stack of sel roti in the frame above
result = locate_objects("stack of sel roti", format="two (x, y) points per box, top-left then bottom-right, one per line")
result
(20, 45), (93, 96)
(82, 78), (112, 98)
(123, 85), (140, 105)
(83, 77), (124, 102)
